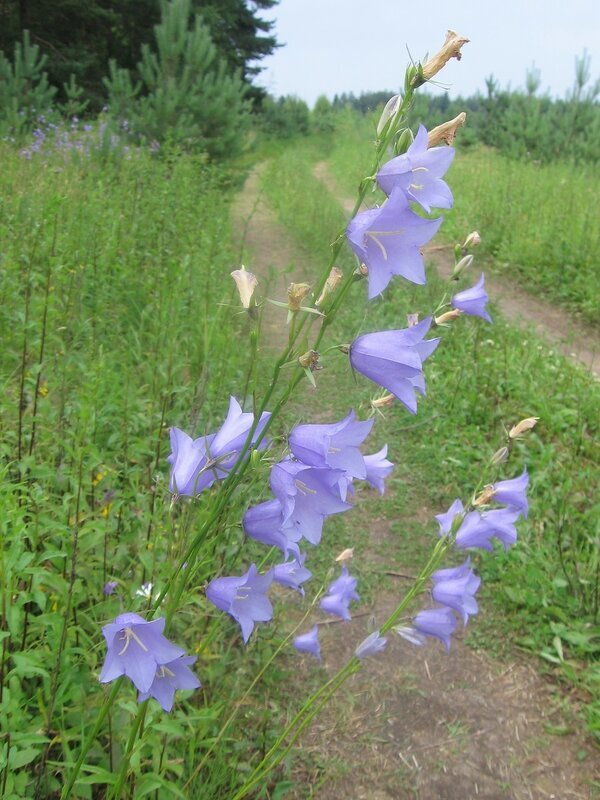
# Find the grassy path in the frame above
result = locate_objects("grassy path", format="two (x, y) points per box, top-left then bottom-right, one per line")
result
(313, 161), (599, 378)
(230, 166), (599, 800)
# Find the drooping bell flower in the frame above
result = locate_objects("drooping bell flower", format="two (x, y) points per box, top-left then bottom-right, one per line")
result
(289, 410), (373, 479)
(319, 566), (360, 621)
(451, 273), (492, 323)
(431, 557), (481, 624)
(412, 606), (457, 651)
(293, 625), (321, 660)
(206, 564), (273, 644)
(138, 655), (201, 712)
(363, 445), (394, 494)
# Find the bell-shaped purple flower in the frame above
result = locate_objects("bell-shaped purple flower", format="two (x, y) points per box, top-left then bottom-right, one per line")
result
(103, 580), (118, 596)
(206, 564), (273, 644)
(454, 510), (495, 551)
(168, 397), (271, 496)
(270, 460), (352, 545)
(435, 498), (465, 535)
(99, 613), (186, 693)
(376, 125), (455, 213)
(138, 655), (201, 712)
(355, 630), (388, 659)
(481, 507), (522, 550)
(431, 557), (481, 624)
(289, 410), (373, 480)
(413, 607), (457, 652)
(272, 553), (312, 595)
(243, 498), (302, 559)
(452, 274), (492, 323)
(319, 566), (360, 621)
(349, 317), (440, 414)
(346, 187), (443, 298)
(293, 625), (321, 660)
(491, 468), (529, 518)
(363, 445), (394, 494)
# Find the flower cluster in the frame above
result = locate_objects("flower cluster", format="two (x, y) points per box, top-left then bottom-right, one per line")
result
(397, 469), (529, 650)
(203, 409), (394, 648)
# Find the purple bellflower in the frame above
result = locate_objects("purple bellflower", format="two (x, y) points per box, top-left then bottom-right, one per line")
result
(243, 499), (302, 559)
(206, 564), (273, 644)
(346, 187), (443, 299)
(454, 510), (495, 551)
(376, 125), (455, 213)
(349, 317), (440, 414)
(319, 566), (360, 621)
(138, 655), (201, 712)
(431, 557), (481, 624)
(355, 630), (388, 658)
(270, 459), (352, 546)
(451, 274), (492, 323)
(272, 553), (312, 595)
(435, 498), (465, 536)
(293, 625), (321, 660)
(168, 397), (270, 496)
(363, 445), (394, 494)
(99, 613), (186, 693)
(413, 606), (457, 652)
(288, 410), (373, 480)
(103, 580), (118, 596)
(481, 507), (522, 550)
(491, 468), (529, 518)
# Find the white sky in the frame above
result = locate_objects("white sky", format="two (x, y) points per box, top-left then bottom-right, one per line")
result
(256, 0), (600, 106)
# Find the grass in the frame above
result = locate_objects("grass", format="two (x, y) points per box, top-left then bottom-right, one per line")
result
(259, 133), (600, 741)
(325, 110), (600, 324)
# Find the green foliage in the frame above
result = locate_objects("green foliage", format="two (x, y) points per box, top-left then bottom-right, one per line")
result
(258, 95), (311, 138)
(104, 0), (249, 157)
(312, 95), (336, 133)
(0, 30), (56, 138)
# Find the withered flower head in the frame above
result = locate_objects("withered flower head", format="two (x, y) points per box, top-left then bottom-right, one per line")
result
(287, 282), (311, 311)
(427, 112), (467, 147)
(316, 267), (344, 306)
(462, 230), (482, 249)
(435, 309), (462, 325)
(335, 548), (354, 563)
(231, 265), (258, 309)
(298, 350), (320, 370)
(509, 417), (539, 439)
(420, 30), (470, 83)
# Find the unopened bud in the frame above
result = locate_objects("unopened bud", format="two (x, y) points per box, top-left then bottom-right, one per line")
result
(427, 112), (467, 147)
(335, 547), (354, 563)
(452, 254), (473, 279)
(394, 127), (414, 156)
(407, 312), (419, 327)
(418, 30), (470, 85)
(287, 282), (311, 311)
(509, 417), (539, 439)
(377, 94), (402, 136)
(298, 349), (320, 370)
(491, 446), (509, 465)
(231, 265), (258, 309)
(474, 485), (495, 506)
(462, 231), (481, 250)
(316, 266), (343, 306)
(435, 309), (462, 325)
(371, 393), (395, 409)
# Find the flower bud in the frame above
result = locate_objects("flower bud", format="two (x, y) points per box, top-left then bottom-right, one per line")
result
(316, 266), (343, 306)
(371, 393), (395, 409)
(427, 112), (467, 147)
(418, 30), (470, 84)
(287, 282), (311, 311)
(473, 485), (495, 506)
(231, 265), (258, 309)
(298, 349), (320, 370)
(435, 309), (462, 325)
(335, 547), (354, 563)
(462, 231), (481, 250)
(509, 417), (539, 439)
(490, 446), (509, 465)
(452, 254), (473, 279)
(394, 127), (414, 156)
(377, 94), (402, 136)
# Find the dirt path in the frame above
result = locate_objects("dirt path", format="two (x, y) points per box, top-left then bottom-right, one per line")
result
(313, 162), (599, 378)
(230, 168), (599, 799)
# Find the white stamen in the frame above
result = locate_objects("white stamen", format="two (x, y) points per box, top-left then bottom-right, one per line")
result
(117, 627), (149, 656)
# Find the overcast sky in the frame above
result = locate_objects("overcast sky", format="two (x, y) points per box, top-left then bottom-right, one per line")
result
(256, 0), (600, 106)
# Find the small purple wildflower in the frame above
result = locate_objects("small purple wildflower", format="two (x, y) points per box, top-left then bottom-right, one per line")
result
(491, 468), (529, 518)
(319, 566), (360, 621)
(289, 410), (373, 479)
(412, 607), (457, 651)
(451, 274), (492, 323)
(103, 580), (118, 596)
(293, 625), (321, 660)
(346, 188), (443, 298)
(355, 630), (388, 658)
(481, 507), (522, 550)
(435, 498), (465, 535)
(363, 445), (394, 494)
(431, 557), (481, 624)
(138, 655), (201, 712)
(349, 317), (440, 414)
(99, 613), (185, 693)
(272, 553), (312, 595)
(206, 564), (273, 644)
(243, 498), (302, 559)
(454, 511), (496, 551)
(376, 125), (455, 212)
